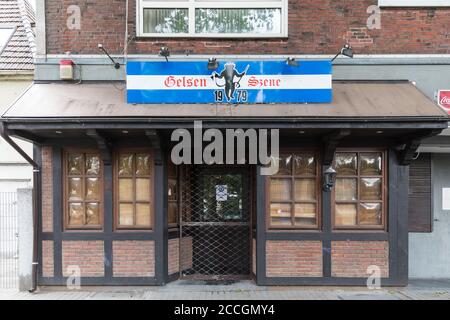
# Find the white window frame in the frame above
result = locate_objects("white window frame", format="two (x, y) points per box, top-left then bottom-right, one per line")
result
(379, 0), (450, 6)
(136, 0), (288, 38)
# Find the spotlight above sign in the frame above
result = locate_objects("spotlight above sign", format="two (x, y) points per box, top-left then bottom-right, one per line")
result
(126, 60), (332, 104)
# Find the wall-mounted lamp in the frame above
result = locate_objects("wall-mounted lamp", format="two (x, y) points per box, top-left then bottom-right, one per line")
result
(98, 44), (120, 69)
(331, 44), (354, 62)
(286, 57), (299, 67)
(159, 46), (170, 62)
(207, 58), (219, 70)
(323, 166), (337, 192)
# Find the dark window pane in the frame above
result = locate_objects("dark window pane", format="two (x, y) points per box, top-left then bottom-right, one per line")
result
(168, 178), (178, 201)
(168, 202), (178, 225)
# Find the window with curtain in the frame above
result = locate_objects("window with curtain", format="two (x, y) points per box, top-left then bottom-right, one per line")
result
(64, 151), (103, 230)
(115, 150), (153, 229)
(137, 0), (287, 37)
(268, 152), (320, 229)
(168, 160), (179, 227)
(333, 151), (387, 229)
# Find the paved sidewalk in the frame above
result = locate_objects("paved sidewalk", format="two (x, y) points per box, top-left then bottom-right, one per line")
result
(1, 279), (449, 300)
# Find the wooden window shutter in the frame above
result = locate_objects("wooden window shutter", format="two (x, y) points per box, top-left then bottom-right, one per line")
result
(408, 153), (432, 232)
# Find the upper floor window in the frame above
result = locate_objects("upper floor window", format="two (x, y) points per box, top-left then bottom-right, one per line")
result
(64, 150), (103, 230)
(137, 0), (288, 38)
(379, 0), (450, 6)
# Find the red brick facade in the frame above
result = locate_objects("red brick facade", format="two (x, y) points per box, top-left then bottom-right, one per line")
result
(331, 241), (389, 278)
(45, 0), (450, 55)
(168, 239), (179, 276)
(42, 240), (54, 277)
(41, 147), (53, 233)
(112, 241), (155, 277)
(180, 237), (193, 271)
(62, 241), (105, 277)
(266, 241), (323, 277)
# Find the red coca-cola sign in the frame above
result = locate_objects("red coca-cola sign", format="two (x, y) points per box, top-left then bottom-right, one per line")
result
(438, 90), (450, 114)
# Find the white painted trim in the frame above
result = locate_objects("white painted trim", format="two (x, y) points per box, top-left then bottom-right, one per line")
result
(379, 0), (450, 7)
(35, 0), (46, 56)
(137, 0), (288, 38)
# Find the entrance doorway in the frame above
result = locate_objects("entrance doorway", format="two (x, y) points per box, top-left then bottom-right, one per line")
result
(180, 166), (252, 280)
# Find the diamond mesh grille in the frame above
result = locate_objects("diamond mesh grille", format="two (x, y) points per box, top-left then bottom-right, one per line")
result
(180, 166), (251, 280)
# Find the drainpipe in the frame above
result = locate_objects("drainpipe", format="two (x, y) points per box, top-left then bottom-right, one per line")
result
(0, 122), (40, 292)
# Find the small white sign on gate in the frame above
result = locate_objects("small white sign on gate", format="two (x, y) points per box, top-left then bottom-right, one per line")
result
(216, 185), (228, 202)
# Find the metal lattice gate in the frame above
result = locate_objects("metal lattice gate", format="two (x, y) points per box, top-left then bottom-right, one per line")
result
(180, 166), (251, 280)
(0, 192), (18, 289)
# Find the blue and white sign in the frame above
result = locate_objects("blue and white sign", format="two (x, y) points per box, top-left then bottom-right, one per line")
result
(126, 60), (332, 104)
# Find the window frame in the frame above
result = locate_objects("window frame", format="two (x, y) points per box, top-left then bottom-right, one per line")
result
(62, 149), (104, 231)
(378, 0), (450, 7)
(266, 149), (322, 230)
(113, 148), (155, 231)
(136, 0), (289, 38)
(331, 148), (388, 231)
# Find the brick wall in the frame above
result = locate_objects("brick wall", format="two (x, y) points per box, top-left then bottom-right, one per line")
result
(331, 241), (389, 278)
(112, 241), (155, 277)
(168, 238), (179, 276)
(266, 241), (323, 277)
(62, 241), (105, 277)
(42, 240), (54, 277)
(45, 0), (450, 55)
(180, 237), (193, 271)
(41, 147), (53, 233)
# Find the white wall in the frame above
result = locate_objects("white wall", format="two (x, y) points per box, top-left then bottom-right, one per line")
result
(0, 80), (33, 193)
(409, 153), (450, 279)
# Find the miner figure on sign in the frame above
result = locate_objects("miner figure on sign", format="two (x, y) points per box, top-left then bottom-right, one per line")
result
(211, 62), (249, 102)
